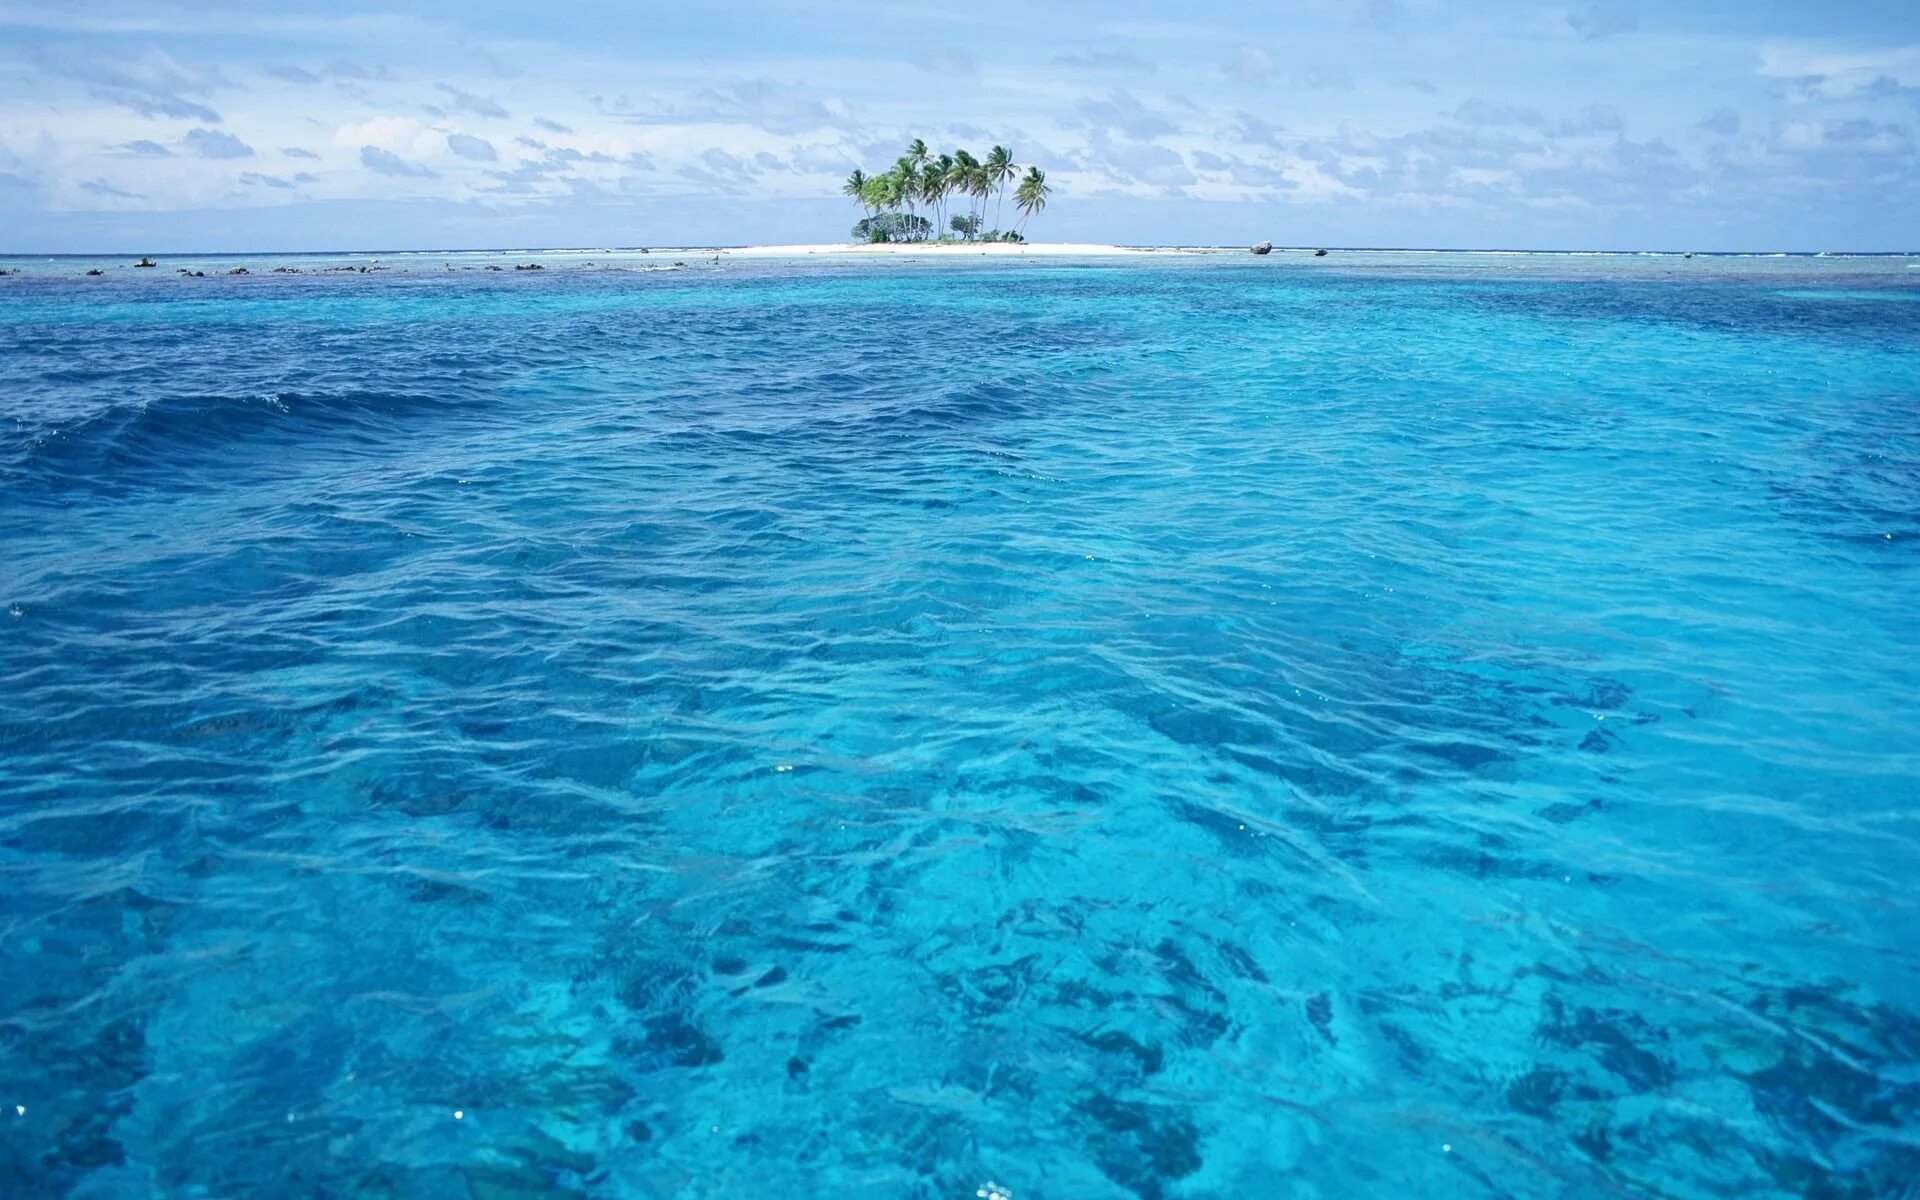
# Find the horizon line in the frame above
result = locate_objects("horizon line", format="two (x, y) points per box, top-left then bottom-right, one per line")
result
(5, 243), (1919, 259)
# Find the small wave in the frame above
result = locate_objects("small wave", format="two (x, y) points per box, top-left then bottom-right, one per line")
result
(7, 387), (475, 491)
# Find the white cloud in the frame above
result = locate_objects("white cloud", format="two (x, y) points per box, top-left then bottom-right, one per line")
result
(435, 83), (508, 119)
(1701, 109), (1740, 137)
(446, 133), (497, 161)
(34, 46), (229, 122)
(80, 178), (141, 198)
(333, 116), (436, 158)
(1, 4), (1913, 249)
(360, 145), (432, 177)
(1053, 51), (1157, 74)
(1756, 42), (1920, 100)
(184, 128), (254, 158)
(1567, 3), (1637, 41)
(1229, 46), (1272, 83)
(1077, 90), (1180, 140)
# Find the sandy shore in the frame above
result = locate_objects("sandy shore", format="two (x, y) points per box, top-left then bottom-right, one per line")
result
(706, 242), (1210, 258)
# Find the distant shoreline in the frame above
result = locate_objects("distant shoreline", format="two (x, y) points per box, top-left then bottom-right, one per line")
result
(715, 242), (1182, 258)
(3, 244), (1917, 282)
(5, 243), (1918, 261)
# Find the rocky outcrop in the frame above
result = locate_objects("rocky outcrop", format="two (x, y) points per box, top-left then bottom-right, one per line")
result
(1251, 241), (1272, 255)
(134, 257), (157, 268)
(1313, 248), (1328, 257)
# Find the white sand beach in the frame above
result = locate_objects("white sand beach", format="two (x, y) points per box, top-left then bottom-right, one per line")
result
(706, 242), (1210, 258)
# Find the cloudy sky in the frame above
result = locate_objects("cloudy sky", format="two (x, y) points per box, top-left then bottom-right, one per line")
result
(1, 0), (1916, 251)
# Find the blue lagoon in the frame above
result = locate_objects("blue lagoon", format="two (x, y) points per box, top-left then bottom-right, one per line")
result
(2, 251), (1918, 1197)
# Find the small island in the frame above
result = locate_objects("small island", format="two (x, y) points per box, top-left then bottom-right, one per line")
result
(843, 140), (1049, 244)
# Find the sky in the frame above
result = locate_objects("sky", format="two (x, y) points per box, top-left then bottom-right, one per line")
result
(1, 0), (1917, 252)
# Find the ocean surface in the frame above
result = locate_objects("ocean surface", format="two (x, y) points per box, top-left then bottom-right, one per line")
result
(2, 250), (1917, 1198)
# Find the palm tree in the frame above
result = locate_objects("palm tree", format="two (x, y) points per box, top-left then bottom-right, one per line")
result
(932, 154), (954, 231)
(861, 174), (896, 239)
(949, 149), (980, 228)
(905, 141), (929, 237)
(884, 171), (907, 235)
(892, 156), (922, 240)
(920, 162), (948, 238)
(842, 141), (1047, 242)
(843, 168), (870, 219)
(968, 162), (992, 231)
(1014, 166), (1049, 235)
(986, 146), (1016, 230)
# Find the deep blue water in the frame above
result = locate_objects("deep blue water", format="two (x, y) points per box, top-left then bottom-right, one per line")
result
(3, 255), (1918, 1198)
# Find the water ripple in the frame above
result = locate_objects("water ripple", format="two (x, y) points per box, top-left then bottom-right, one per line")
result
(2, 259), (1918, 1197)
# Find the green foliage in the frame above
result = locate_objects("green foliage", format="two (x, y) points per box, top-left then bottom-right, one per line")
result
(853, 213), (933, 243)
(841, 140), (1046, 242)
(1014, 166), (1049, 232)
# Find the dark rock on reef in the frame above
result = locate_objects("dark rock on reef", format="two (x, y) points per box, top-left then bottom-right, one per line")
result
(85, 268), (105, 276)
(514, 263), (544, 271)
(1250, 241), (1272, 255)
(1314, 248), (1328, 257)
(485, 264), (503, 271)
(272, 266), (300, 274)
(227, 267), (249, 275)
(134, 257), (157, 268)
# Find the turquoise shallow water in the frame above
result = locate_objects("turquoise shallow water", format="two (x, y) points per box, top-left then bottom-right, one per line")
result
(2, 254), (1918, 1198)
